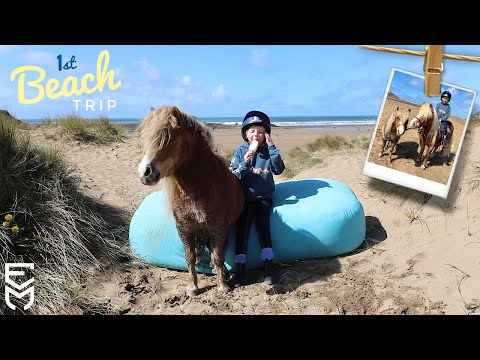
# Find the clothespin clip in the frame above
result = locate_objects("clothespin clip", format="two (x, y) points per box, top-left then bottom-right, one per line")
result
(423, 45), (444, 96)
(362, 45), (480, 96)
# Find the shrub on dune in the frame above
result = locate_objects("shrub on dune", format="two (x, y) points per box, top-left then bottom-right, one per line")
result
(283, 134), (370, 179)
(0, 114), (128, 314)
(39, 114), (125, 144)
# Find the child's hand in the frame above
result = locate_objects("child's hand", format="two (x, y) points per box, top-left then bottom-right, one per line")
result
(244, 150), (254, 163)
(265, 133), (274, 146)
(252, 168), (267, 174)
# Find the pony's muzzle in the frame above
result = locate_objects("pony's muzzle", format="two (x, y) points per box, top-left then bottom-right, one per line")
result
(140, 165), (160, 185)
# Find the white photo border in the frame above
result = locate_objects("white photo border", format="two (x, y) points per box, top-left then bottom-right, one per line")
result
(362, 67), (477, 199)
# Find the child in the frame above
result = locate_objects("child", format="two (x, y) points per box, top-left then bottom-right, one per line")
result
(229, 110), (285, 286)
(436, 90), (451, 147)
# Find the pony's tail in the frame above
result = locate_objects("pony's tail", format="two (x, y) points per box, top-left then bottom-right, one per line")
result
(195, 241), (207, 264)
(442, 140), (452, 158)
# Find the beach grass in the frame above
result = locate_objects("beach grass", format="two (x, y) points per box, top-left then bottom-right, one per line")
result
(468, 111), (480, 128)
(217, 148), (235, 166)
(362, 178), (431, 205)
(283, 134), (371, 179)
(466, 162), (480, 193)
(39, 114), (125, 143)
(0, 114), (129, 314)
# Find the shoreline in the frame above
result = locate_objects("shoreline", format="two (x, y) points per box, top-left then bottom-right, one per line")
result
(118, 123), (375, 153)
(210, 126), (373, 153)
(120, 122), (375, 134)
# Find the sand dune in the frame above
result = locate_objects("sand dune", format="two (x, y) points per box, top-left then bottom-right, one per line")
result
(31, 124), (480, 314)
(367, 98), (467, 185)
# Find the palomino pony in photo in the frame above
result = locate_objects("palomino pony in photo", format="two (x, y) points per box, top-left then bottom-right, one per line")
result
(137, 106), (245, 296)
(380, 106), (411, 163)
(409, 102), (454, 169)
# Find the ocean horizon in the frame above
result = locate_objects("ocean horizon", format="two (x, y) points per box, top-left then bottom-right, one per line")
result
(22, 115), (377, 129)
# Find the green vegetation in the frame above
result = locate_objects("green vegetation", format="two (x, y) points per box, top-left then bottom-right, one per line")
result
(283, 134), (371, 179)
(0, 113), (129, 314)
(363, 178), (431, 205)
(466, 163), (480, 193)
(470, 111), (480, 128)
(40, 114), (125, 143)
(217, 148), (235, 166)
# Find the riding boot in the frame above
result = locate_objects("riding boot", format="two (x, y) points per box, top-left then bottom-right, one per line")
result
(264, 259), (277, 285)
(441, 133), (448, 147)
(233, 263), (246, 287)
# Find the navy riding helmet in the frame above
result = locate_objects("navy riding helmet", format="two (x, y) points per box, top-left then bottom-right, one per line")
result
(241, 110), (271, 141)
(441, 90), (451, 101)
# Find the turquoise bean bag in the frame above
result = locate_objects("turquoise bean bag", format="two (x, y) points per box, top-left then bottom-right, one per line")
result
(129, 178), (366, 273)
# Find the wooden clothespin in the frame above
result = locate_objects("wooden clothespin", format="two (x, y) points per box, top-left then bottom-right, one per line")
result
(362, 45), (480, 97)
(423, 45), (444, 96)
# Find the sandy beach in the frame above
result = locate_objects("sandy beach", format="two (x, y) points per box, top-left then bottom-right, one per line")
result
(211, 126), (374, 153)
(367, 97), (467, 185)
(27, 122), (480, 314)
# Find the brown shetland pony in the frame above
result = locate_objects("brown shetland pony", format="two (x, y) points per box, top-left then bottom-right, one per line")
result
(409, 103), (454, 169)
(380, 106), (411, 163)
(137, 106), (245, 296)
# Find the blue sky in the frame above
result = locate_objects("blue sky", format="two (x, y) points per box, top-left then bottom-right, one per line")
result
(388, 69), (475, 119)
(1, 45), (479, 120)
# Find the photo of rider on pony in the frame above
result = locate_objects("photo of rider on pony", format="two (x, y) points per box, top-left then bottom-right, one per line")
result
(364, 68), (476, 197)
(437, 90), (452, 148)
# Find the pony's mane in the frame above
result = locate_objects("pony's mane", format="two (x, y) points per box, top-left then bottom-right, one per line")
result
(413, 102), (439, 141)
(386, 106), (409, 134)
(418, 103), (434, 119)
(138, 105), (213, 154)
(138, 106), (215, 216)
(419, 102), (439, 129)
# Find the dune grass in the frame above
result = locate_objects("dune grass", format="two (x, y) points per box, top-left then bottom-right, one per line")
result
(361, 178), (432, 205)
(0, 114), (130, 314)
(466, 162), (480, 193)
(468, 112), (480, 129)
(472, 112), (480, 125)
(217, 148), (235, 166)
(39, 114), (125, 143)
(282, 134), (371, 179)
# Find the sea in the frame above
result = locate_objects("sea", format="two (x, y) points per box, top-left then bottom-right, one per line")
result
(24, 115), (377, 130)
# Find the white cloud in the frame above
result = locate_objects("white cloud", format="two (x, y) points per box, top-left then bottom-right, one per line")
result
(249, 48), (269, 68)
(135, 57), (160, 80)
(0, 45), (19, 54)
(185, 92), (203, 102)
(212, 84), (226, 99)
(409, 78), (422, 88)
(20, 50), (56, 66)
(169, 87), (186, 97)
(445, 86), (457, 97)
(181, 75), (191, 85)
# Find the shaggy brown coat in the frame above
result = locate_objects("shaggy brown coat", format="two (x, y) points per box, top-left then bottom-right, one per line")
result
(138, 106), (245, 296)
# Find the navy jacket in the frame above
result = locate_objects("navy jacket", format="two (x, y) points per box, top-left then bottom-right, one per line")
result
(436, 102), (451, 122)
(229, 142), (285, 202)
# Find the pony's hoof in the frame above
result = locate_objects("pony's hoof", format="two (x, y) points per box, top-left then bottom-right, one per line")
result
(422, 165), (427, 170)
(218, 283), (231, 293)
(185, 284), (199, 297)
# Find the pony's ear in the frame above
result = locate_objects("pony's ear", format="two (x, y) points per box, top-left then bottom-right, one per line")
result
(396, 106), (399, 110)
(408, 108), (411, 113)
(171, 106), (184, 121)
(429, 103), (434, 111)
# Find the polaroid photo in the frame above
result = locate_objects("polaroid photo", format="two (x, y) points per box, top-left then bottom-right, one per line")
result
(362, 67), (477, 199)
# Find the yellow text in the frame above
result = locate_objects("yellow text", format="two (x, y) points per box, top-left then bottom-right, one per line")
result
(10, 50), (121, 104)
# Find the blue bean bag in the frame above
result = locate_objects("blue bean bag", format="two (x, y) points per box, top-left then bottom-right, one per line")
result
(129, 178), (366, 273)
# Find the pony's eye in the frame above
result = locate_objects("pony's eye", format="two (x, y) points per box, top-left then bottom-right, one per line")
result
(169, 138), (176, 144)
